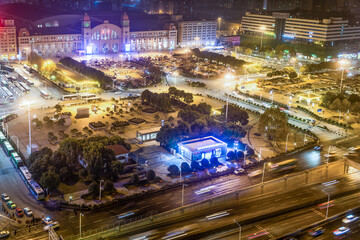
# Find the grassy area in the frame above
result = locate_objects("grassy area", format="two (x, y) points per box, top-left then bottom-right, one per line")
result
(57, 181), (88, 195)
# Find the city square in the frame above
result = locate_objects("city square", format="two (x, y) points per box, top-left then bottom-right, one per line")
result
(1, 1), (360, 240)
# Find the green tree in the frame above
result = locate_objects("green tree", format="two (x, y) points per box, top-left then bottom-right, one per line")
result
(200, 159), (210, 169)
(223, 123), (246, 139)
(40, 171), (60, 193)
(289, 71), (297, 79)
(88, 182), (100, 198)
(222, 104), (249, 125)
(167, 165), (180, 175)
(146, 170), (156, 181)
(103, 180), (115, 193)
(57, 118), (65, 126)
(191, 161), (201, 171)
(245, 48), (252, 55)
(54, 104), (62, 113)
(131, 174), (140, 184)
(181, 162), (192, 173)
(59, 167), (70, 182)
(58, 138), (82, 167)
(48, 132), (58, 142)
(330, 98), (342, 111)
(351, 101), (360, 112)
(259, 107), (289, 142)
(43, 116), (54, 127)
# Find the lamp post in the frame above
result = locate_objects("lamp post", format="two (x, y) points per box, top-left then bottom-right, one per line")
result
(339, 59), (348, 92)
(261, 161), (267, 184)
(259, 26), (266, 49)
(181, 184), (188, 208)
(218, 17), (222, 37)
(99, 180), (104, 201)
(79, 213), (84, 238)
(326, 145), (333, 164)
(258, 148), (272, 162)
(233, 219), (241, 240)
(322, 189), (330, 219)
(27, 102), (32, 155)
(285, 133), (294, 152)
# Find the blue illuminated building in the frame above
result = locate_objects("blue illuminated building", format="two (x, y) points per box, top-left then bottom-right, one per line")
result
(178, 136), (227, 161)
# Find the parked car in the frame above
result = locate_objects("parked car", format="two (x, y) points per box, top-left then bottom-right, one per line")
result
(23, 207), (33, 217)
(7, 201), (16, 209)
(0, 231), (9, 239)
(15, 208), (23, 217)
(1, 193), (9, 202)
(234, 168), (245, 175)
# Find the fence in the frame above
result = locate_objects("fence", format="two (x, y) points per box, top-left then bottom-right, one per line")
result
(64, 159), (348, 240)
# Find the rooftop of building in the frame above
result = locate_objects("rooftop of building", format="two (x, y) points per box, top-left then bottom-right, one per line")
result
(137, 127), (161, 135)
(106, 144), (130, 156)
(178, 136), (227, 153)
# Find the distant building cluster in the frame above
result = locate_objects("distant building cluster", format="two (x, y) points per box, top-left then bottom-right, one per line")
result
(241, 11), (360, 47)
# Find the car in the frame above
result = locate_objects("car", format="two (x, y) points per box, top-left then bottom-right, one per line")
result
(254, 133), (261, 136)
(248, 170), (262, 177)
(234, 168), (245, 175)
(333, 226), (350, 236)
(0, 231), (9, 239)
(308, 227), (325, 236)
(23, 207), (33, 217)
(1, 193), (9, 202)
(7, 201), (16, 209)
(15, 208), (23, 217)
(342, 214), (359, 223)
(42, 216), (53, 225)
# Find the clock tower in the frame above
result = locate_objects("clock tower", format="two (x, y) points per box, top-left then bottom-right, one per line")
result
(121, 12), (130, 51)
(82, 13), (91, 51)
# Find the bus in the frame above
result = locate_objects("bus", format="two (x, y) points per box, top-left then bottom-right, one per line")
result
(80, 93), (96, 99)
(61, 94), (78, 101)
(28, 180), (45, 200)
(2, 86), (14, 101)
(1, 76), (8, 86)
(268, 159), (297, 173)
(19, 166), (32, 181)
(19, 82), (30, 92)
(10, 152), (23, 168)
(40, 90), (51, 99)
(19, 166), (45, 200)
(0, 131), (6, 144)
(3, 141), (14, 156)
(15, 82), (26, 92)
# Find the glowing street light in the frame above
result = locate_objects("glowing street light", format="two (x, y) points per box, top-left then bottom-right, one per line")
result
(339, 59), (349, 92)
(259, 26), (266, 48)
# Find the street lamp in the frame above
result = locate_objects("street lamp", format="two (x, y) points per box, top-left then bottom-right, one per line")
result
(181, 183), (188, 208)
(258, 148), (272, 162)
(322, 189), (330, 219)
(217, 17), (222, 37)
(233, 219), (241, 240)
(259, 26), (266, 49)
(99, 180), (104, 201)
(339, 59), (348, 92)
(79, 212), (84, 238)
(224, 82), (231, 122)
(261, 162), (271, 184)
(285, 133), (294, 152)
(326, 145), (334, 164)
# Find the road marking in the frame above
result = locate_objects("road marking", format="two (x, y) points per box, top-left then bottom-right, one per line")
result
(255, 224), (276, 239)
(312, 209), (326, 218)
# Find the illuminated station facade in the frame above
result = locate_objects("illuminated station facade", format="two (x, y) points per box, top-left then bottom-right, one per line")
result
(178, 136), (227, 161)
(18, 12), (178, 58)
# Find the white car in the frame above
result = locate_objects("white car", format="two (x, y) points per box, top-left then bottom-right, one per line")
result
(333, 226), (350, 236)
(1, 193), (9, 202)
(24, 207), (33, 217)
(248, 170), (262, 177)
(342, 214), (359, 223)
(234, 168), (245, 175)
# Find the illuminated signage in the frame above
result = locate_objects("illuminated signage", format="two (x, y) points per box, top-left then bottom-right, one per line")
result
(125, 44), (131, 52)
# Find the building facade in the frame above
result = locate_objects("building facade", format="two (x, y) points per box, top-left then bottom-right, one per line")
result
(0, 19), (17, 60)
(18, 12), (178, 58)
(177, 136), (227, 161)
(241, 12), (360, 46)
(177, 19), (217, 47)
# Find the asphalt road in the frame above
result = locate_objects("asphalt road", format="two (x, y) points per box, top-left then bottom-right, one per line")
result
(102, 173), (360, 240)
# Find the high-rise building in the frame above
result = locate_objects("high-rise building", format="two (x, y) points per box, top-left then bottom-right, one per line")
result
(0, 19), (17, 60)
(176, 18), (217, 47)
(241, 11), (360, 46)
